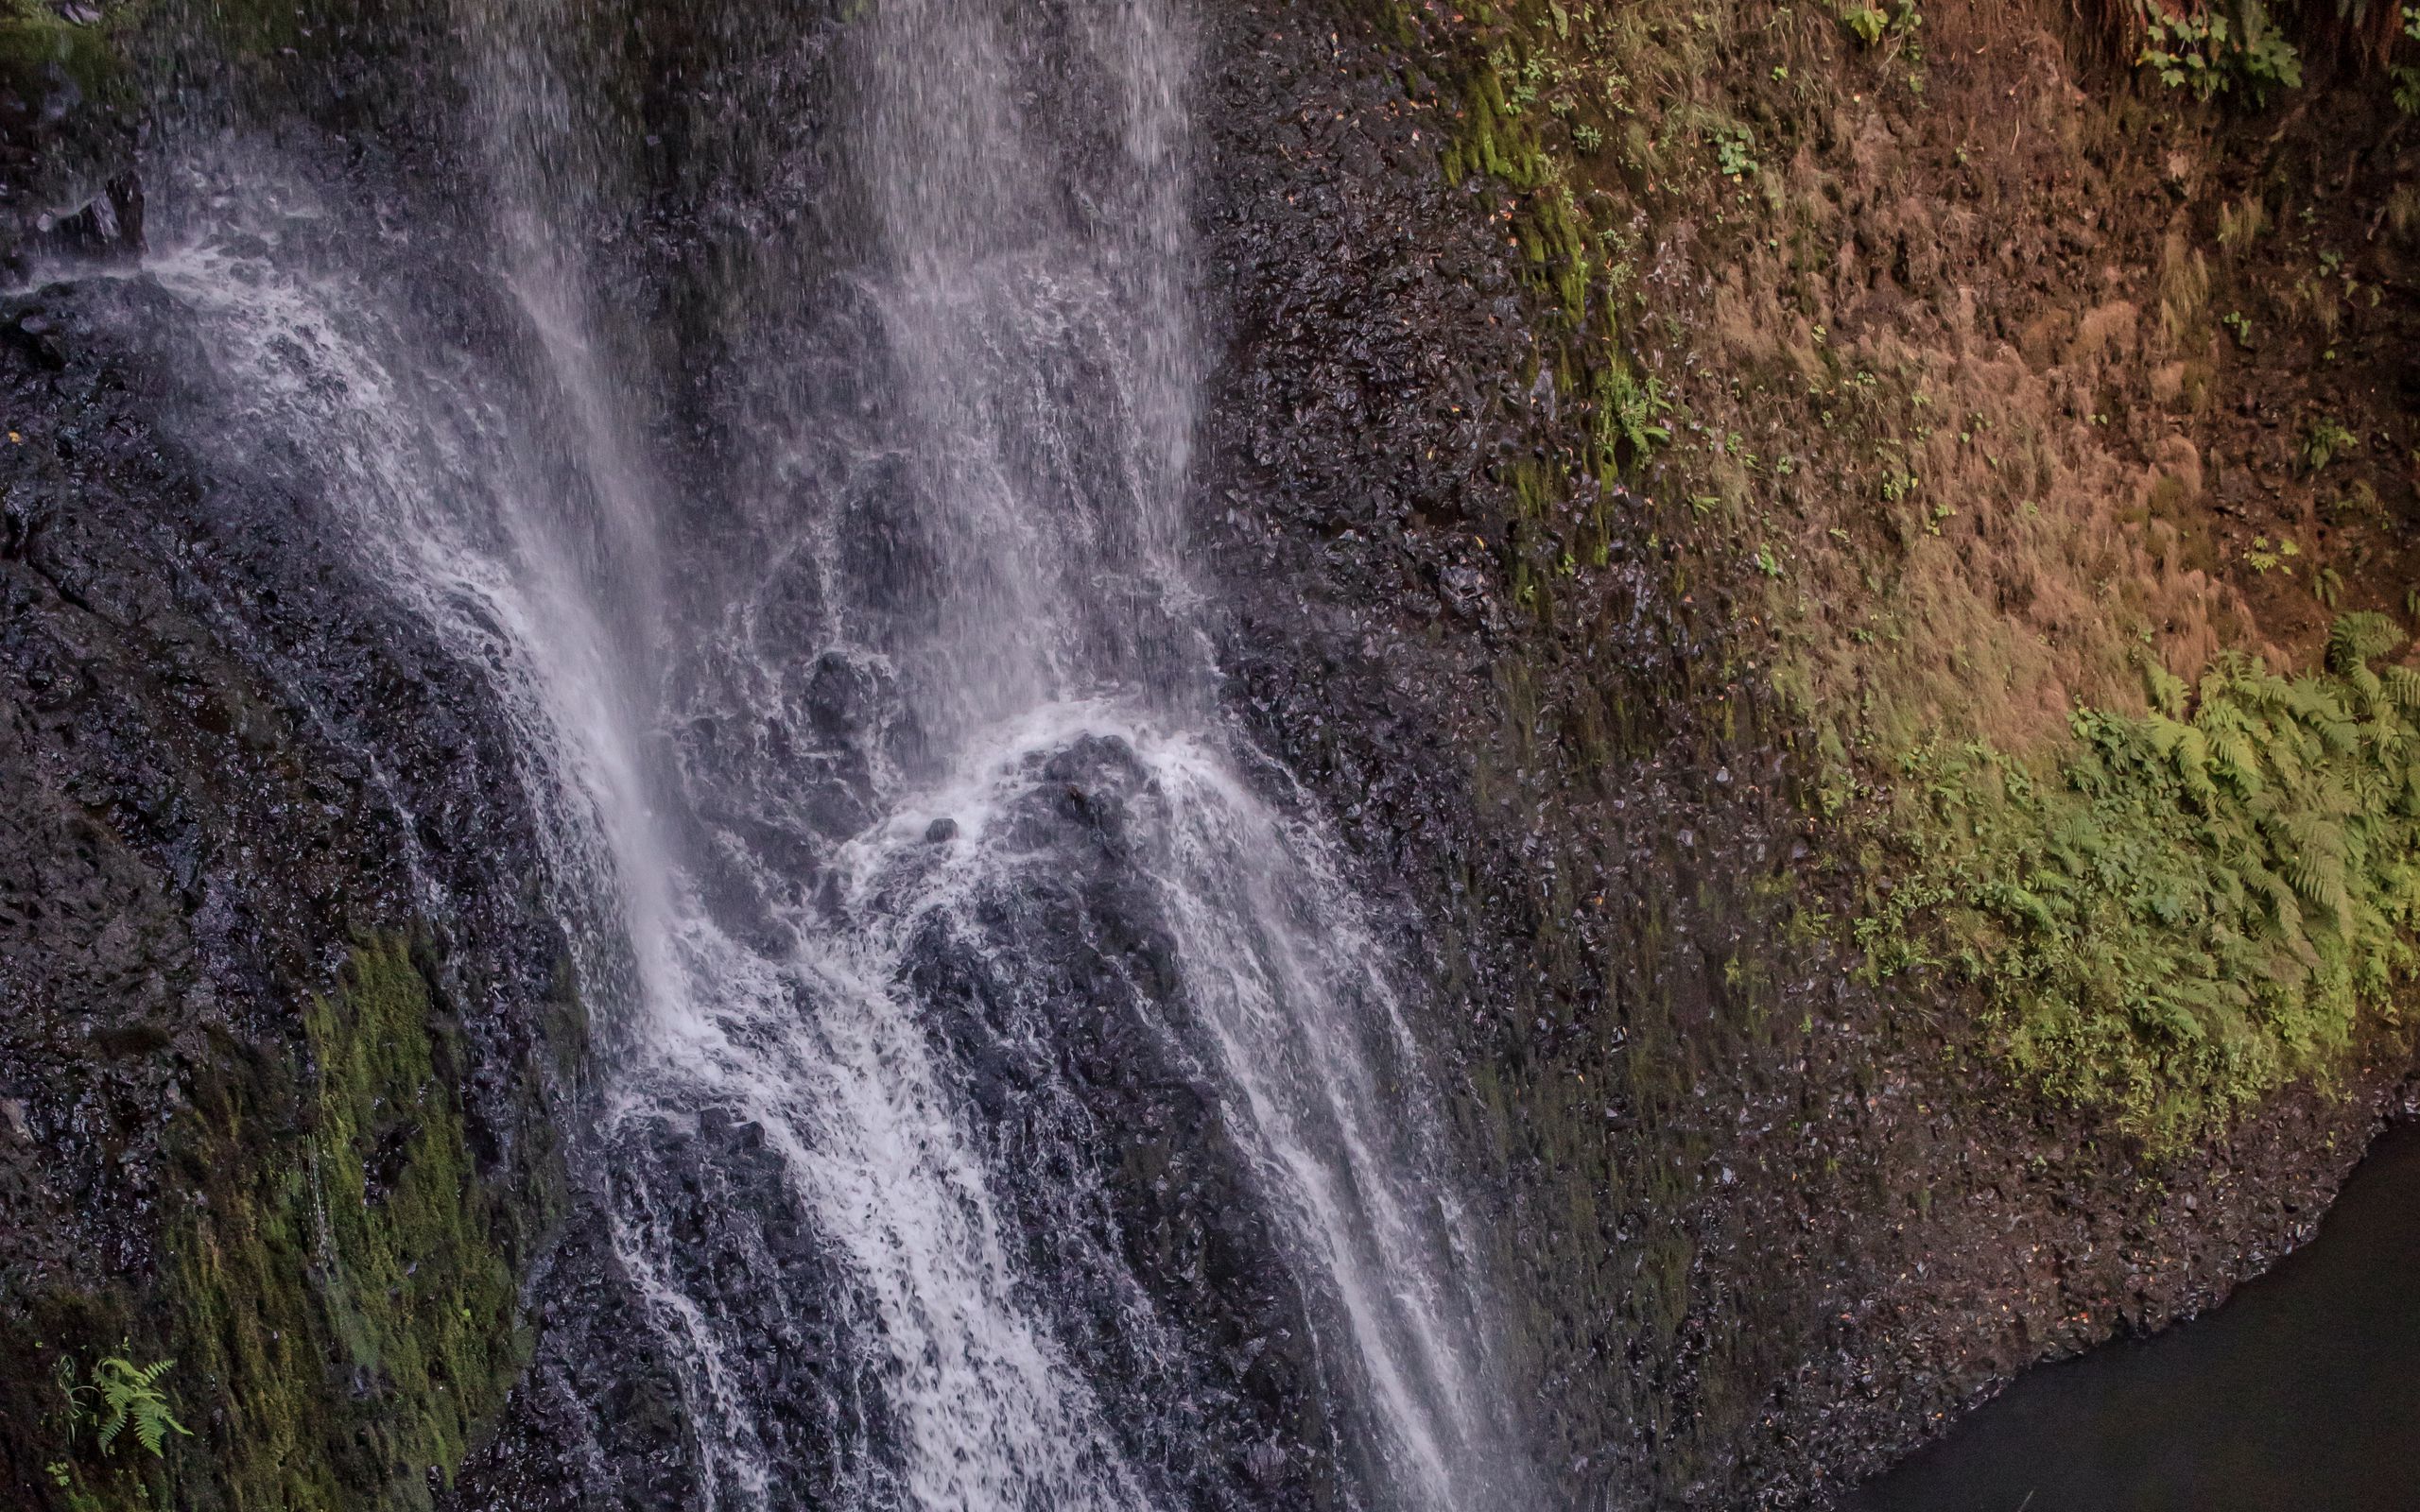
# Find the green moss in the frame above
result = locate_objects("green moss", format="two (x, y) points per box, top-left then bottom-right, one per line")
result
(1860, 615), (2420, 1143)
(0, 1), (137, 109)
(158, 938), (527, 1512)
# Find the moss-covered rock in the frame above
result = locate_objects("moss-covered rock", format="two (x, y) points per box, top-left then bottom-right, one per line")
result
(25, 941), (541, 1512)
(168, 939), (528, 1512)
(0, 277), (571, 1512)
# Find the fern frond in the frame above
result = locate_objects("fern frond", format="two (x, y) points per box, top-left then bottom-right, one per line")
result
(2144, 660), (2190, 719)
(2237, 673), (2302, 716)
(2346, 665), (2386, 719)
(2327, 611), (2403, 675)
(2243, 863), (2307, 939)
(2210, 729), (2265, 794)
(84, 1357), (187, 1460)
(132, 1400), (191, 1457)
(2172, 726), (2217, 807)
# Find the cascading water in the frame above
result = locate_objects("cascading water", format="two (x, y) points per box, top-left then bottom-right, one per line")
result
(72, 0), (1535, 1505)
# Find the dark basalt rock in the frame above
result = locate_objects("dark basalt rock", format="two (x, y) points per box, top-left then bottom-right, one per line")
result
(0, 274), (576, 1509)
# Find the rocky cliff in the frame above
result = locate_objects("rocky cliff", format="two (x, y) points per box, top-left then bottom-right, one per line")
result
(2, 1), (2416, 1508)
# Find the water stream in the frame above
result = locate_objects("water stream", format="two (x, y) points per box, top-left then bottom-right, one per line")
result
(77, 1), (1530, 1506)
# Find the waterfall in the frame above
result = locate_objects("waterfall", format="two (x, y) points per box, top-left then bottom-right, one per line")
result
(78, 1), (1533, 1506)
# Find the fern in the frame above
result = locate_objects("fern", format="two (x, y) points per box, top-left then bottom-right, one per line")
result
(1876, 614), (2420, 1144)
(2171, 725), (2218, 808)
(78, 1357), (191, 1459)
(2328, 610), (2403, 675)
(2383, 664), (2420, 713)
(2143, 659), (2191, 719)
(2208, 728), (2265, 794)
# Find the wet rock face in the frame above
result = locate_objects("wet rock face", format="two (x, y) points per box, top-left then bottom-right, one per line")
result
(903, 735), (1347, 1511)
(456, 1105), (868, 1512)
(0, 280), (571, 1503)
(452, 731), (1348, 1512)
(1189, 6), (2417, 1509)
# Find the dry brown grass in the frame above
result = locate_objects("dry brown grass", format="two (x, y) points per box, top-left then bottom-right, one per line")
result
(1430, 0), (2417, 775)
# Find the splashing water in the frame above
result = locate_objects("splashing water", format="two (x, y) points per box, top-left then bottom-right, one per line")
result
(79, 0), (1537, 1506)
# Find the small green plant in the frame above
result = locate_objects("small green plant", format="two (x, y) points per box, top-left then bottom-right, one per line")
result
(60, 1354), (192, 1459)
(2330, 479), (2385, 524)
(1597, 363), (1672, 460)
(1571, 120), (1603, 153)
(2305, 419), (2360, 472)
(1754, 542), (1785, 577)
(2137, 0), (2303, 103)
(1841, 0), (1919, 46)
(2221, 309), (2254, 347)
(2395, 8), (2420, 114)
(1709, 122), (1758, 177)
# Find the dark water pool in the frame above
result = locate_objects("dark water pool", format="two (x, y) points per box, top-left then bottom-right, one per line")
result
(1844, 1122), (2420, 1512)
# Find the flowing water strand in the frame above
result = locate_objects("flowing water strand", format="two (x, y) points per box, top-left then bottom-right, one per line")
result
(1142, 747), (1533, 1511)
(452, 1), (1180, 1503)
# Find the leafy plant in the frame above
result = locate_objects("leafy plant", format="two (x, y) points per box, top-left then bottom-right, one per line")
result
(2137, 0), (2303, 103)
(1709, 122), (1758, 177)
(60, 1354), (192, 1459)
(2305, 418), (2360, 472)
(2397, 8), (2420, 113)
(1840, 0), (1919, 46)
(1596, 362), (1671, 461)
(1864, 616), (2420, 1142)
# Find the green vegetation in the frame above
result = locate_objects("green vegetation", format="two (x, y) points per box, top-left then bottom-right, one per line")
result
(2121, 0), (2420, 109)
(3, 919), (574, 1512)
(2135, 0), (2303, 102)
(60, 1357), (192, 1460)
(42, 1355), (192, 1509)
(1862, 615), (2420, 1142)
(1406, 0), (2420, 1147)
(2304, 418), (2361, 472)
(22, 940), (528, 1512)
(0, 0), (130, 94)
(1839, 1), (1921, 49)
(159, 936), (526, 1512)
(2396, 7), (2420, 112)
